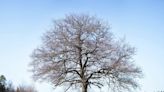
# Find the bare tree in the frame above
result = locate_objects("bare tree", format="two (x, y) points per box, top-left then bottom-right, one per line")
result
(30, 14), (142, 92)
(16, 84), (37, 92)
(6, 81), (15, 92)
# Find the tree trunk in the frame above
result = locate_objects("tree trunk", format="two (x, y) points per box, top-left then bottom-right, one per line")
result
(82, 83), (88, 92)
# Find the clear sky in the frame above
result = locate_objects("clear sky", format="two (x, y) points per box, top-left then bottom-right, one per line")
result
(0, 0), (164, 92)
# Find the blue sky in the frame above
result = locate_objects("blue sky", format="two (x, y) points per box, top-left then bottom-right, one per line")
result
(0, 0), (164, 92)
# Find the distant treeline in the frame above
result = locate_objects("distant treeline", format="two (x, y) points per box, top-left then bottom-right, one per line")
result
(0, 75), (37, 92)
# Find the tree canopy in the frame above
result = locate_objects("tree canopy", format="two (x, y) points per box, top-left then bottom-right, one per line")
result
(30, 14), (142, 92)
(0, 75), (6, 92)
(0, 75), (37, 92)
